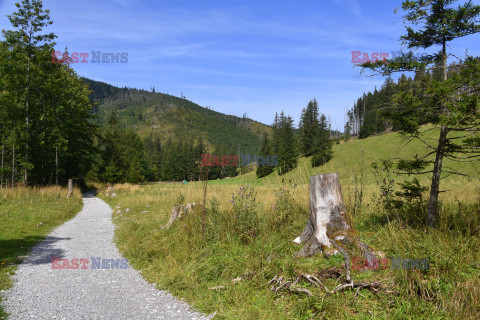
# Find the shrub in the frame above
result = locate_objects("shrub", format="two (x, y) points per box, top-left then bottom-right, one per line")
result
(270, 188), (295, 228)
(230, 185), (258, 242)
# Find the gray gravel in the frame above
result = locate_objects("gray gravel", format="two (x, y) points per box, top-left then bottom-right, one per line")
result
(2, 192), (212, 320)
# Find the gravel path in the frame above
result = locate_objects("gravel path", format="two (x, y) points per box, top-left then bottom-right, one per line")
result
(2, 192), (212, 320)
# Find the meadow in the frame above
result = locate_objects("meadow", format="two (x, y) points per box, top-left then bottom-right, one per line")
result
(0, 186), (83, 318)
(100, 127), (480, 319)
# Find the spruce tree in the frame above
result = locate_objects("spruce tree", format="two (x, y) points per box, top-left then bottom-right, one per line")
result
(311, 114), (333, 167)
(2, 0), (56, 184)
(256, 133), (274, 178)
(276, 112), (297, 175)
(298, 99), (320, 157)
(359, 0), (480, 227)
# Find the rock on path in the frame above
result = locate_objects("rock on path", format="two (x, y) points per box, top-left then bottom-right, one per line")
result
(2, 192), (211, 320)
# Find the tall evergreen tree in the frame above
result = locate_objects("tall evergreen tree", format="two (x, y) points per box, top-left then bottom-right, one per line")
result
(359, 0), (480, 227)
(2, 0), (56, 184)
(276, 112), (297, 175)
(298, 99), (320, 157)
(1, 0), (95, 186)
(272, 113), (280, 155)
(311, 114), (333, 167)
(256, 133), (274, 178)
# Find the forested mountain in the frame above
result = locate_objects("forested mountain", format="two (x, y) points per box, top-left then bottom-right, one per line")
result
(82, 78), (270, 154)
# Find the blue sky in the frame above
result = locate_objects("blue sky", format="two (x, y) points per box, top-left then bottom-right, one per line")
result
(1, 0), (480, 130)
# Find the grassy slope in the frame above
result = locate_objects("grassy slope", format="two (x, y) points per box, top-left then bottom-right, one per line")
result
(0, 187), (83, 319)
(217, 125), (478, 184)
(101, 127), (480, 319)
(216, 126), (480, 206)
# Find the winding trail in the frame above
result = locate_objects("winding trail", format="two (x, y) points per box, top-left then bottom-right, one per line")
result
(2, 192), (211, 320)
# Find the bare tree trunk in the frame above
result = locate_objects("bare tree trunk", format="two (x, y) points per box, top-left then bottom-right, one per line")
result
(294, 173), (376, 266)
(426, 126), (447, 227)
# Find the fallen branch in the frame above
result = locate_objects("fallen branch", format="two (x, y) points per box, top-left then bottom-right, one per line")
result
(296, 270), (330, 293)
(208, 286), (225, 290)
(267, 272), (397, 297)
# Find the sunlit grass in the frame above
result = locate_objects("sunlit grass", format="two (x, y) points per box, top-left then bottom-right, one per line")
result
(0, 186), (83, 318)
(98, 126), (480, 319)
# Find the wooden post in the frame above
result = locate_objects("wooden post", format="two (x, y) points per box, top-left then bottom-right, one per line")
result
(294, 173), (376, 268)
(67, 179), (73, 198)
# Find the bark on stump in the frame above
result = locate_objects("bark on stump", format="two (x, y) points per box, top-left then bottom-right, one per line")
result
(294, 173), (376, 268)
(67, 179), (73, 198)
(161, 203), (203, 229)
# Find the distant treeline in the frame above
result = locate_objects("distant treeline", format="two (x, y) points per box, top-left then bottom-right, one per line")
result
(86, 112), (239, 183)
(344, 60), (461, 139)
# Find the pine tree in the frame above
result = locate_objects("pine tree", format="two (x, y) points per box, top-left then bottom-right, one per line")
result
(276, 112), (297, 175)
(311, 114), (333, 167)
(256, 133), (274, 178)
(1, 1), (96, 186)
(2, 0), (56, 184)
(360, 0), (480, 227)
(298, 99), (320, 157)
(272, 113), (280, 154)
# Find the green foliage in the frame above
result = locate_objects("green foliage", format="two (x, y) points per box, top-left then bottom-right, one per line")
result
(81, 77), (264, 182)
(372, 161), (403, 211)
(269, 188), (295, 229)
(256, 133), (274, 178)
(346, 77), (396, 139)
(298, 99), (319, 157)
(396, 178), (428, 203)
(82, 78), (268, 157)
(0, 2), (96, 186)
(372, 160), (429, 225)
(311, 114), (333, 167)
(273, 112), (297, 175)
(297, 99), (334, 167)
(103, 178), (480, 320)
(357, 0), (480, 227)
(87, 112), (149, 184)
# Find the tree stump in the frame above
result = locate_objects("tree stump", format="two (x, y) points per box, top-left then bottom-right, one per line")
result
(161, 203), (203, 229)
(294, 173), (376, 269)
(67, 179), (73, 198)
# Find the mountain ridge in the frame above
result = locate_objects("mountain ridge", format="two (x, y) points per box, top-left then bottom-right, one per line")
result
(82, 78), (271, 153)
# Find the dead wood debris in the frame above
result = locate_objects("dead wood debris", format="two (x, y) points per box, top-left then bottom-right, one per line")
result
(231, 270), (256, 283)
(208, 286), (226, 290)
(267, 269), (398, 297)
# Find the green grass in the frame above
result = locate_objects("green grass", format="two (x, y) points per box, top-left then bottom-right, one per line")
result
(212, 125), (479, 190)
(0, 186), (83, 319)
(101, 181), (480, 319)
(100, 127), (480, 319)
